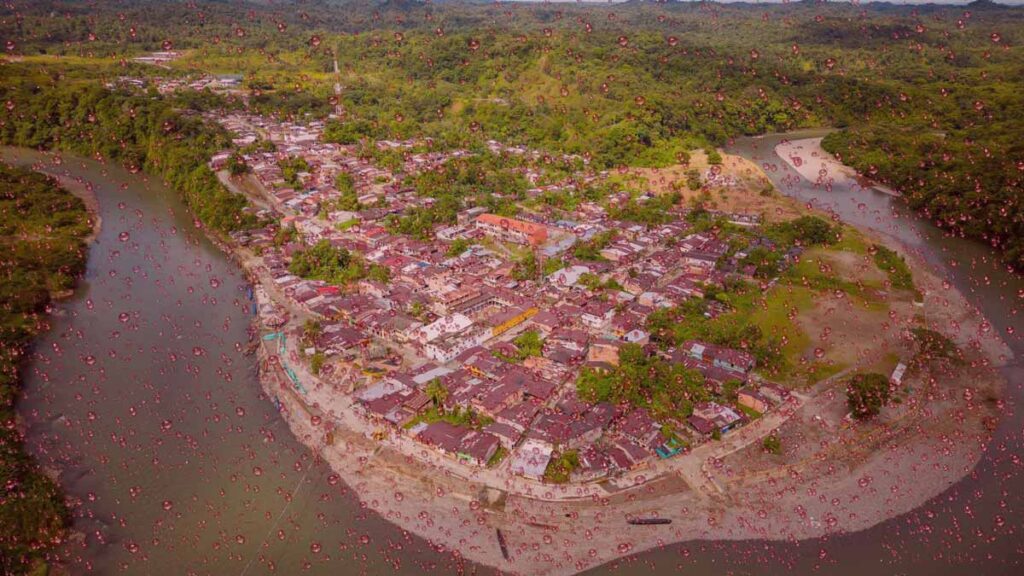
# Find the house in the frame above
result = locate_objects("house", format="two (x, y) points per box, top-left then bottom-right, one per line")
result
(688, 402), (744, 436)
(496, 401), (541, 432)
(414, 421), (500, 466)
(509, 439), (554, 480)
(607, 437), (651, 470)
(315, 324), (365, 356)
(459, 430), (501, 466)
(414, 313), (473, 345)
(566, 403), (616, 449)
(357, 378), (418, 426)
(530, 310), (563, 335)
(475, 214), (548, 246)
(423, 327), (491, 363)
(522, 355), (572, 384)
(737, 387), (770, 414)
(580, 300), (616, 330)
(548, 265), (591, 289)
(488, 306), (539, 338)
(546, 328), (589, 354)
(576, 446), (613, 481)
(714, 347), (757, 374)
(616, 408), (662, 449)
(679, 340), (756, 375)
(471, 379), (522, 417)
(588, 340), (624, 366)
(890, 362), (907, 386)
(483, 422), (523, 450)
(759, 382), (791, 405)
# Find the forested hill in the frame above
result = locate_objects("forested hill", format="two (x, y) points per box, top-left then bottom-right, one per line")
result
(0, 0), (1021, 268)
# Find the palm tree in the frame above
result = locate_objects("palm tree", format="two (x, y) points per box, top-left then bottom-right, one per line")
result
(302, 319), (322, 345)
(425, 378), (449, 415)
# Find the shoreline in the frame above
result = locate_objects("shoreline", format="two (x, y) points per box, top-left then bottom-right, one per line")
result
(775, 137), (900, 198)
(31, 159), (103, 245)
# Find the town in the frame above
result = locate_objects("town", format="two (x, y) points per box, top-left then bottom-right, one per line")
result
(195, 105), (807, 487)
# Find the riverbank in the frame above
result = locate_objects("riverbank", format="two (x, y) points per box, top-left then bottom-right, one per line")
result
(775, 137), (899, 197)
(24, 156), (103, 244)
(0, 163), (94, 576)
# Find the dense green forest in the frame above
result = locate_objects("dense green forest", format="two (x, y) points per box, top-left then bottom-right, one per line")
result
(2, 0), (1016, 267)
(0, 66), (258, 234)
(0, 165), (90, 575)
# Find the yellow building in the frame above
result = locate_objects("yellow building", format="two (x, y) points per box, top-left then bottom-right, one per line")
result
(491, 307), (539, 338)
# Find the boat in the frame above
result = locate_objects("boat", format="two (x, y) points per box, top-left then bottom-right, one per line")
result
(496, 528), (510, 561)
(627, 517), (672, 525)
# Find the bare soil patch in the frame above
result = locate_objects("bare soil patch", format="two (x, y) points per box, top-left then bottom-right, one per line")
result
(628, 149), (806, 222)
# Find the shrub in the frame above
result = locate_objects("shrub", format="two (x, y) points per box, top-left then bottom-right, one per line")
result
(846, 372), (892, 419)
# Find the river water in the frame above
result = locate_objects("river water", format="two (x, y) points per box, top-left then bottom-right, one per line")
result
(5, 135), (1022, 576)
(2, 148), (464, 576)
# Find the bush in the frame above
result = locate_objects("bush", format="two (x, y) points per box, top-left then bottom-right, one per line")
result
(846, 372), (892, 419)
(543, 450), (579, 484)
(685, 168), (702, 191)
(310, 352), (325, 375)
(872, 245), (914, 291)
(767, 216), (836, 247)
(762, 435), (782, 454)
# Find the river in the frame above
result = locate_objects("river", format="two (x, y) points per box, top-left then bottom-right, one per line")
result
(5, 134), (1022, 576)
(2, 148), (467, 576)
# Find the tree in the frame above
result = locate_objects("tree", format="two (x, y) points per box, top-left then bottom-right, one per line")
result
(302, 319), (322, 345)
(289, 239), (366, 285)
(543, 450), (580, 484)
(447, 238), (472, 257)
(333, 172), (360, 211)
(310, 352), (325, 375)
(513, 330), (543, 358)
(425, 378), (449, 414)
(685, 168), (702, 191)
(543, 257), (566, 276)
(846, 373), (892, 419)
(762, 434), (782, 455)
(768, 216), (836, 247)
(367, 264), (390, 284)
(278, 156), (310, 189)
(227, 152), (249, 175)
(322, 118), (377, 145)
(741, 246), (783, 278)
(511, 251), (538, 281)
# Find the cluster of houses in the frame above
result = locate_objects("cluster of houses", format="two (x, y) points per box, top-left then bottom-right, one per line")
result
(155, 74), (244, 95)
(218, 113), (798, 484)
(106, 72), (245, 96)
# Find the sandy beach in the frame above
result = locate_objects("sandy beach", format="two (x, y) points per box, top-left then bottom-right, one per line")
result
(775, 137), (899, 197)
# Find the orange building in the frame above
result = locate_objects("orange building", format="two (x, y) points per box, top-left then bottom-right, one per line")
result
(475, 213), (548, 246)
